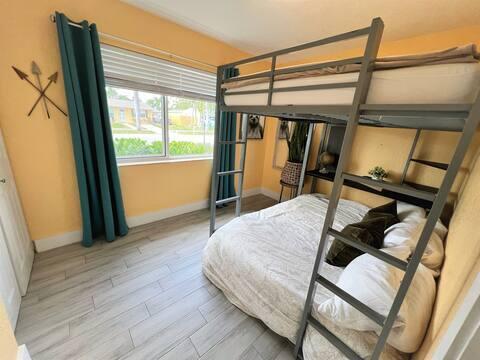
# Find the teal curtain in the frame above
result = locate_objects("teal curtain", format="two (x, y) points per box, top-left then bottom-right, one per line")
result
(55, 12), (128, 247)
(217, 68), (239, 203)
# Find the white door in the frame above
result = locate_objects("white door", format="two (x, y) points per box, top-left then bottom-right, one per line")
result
(0, 129), (34, 295)
(0, 220), (21, 327)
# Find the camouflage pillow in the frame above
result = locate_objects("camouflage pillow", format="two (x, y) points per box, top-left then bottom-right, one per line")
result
(326, 201), (399, 267)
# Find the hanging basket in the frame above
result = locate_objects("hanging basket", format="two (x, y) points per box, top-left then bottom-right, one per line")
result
(281, 161), (303, 186)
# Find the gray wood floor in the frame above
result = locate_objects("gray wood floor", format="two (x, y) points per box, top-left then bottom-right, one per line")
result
(16, 195), (295, 360)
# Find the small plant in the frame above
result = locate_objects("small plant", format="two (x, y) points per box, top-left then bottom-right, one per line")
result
(286, 121), (309, 163)
(368, 166), (388, 181)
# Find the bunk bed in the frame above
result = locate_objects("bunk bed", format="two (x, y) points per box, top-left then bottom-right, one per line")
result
(205, 17), (480, 360)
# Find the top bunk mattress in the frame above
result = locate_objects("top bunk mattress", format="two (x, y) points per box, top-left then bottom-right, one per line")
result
(224, 63), (480, 107)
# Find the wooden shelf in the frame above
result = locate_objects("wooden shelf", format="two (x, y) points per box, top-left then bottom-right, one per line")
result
(305, 169), (436, 208)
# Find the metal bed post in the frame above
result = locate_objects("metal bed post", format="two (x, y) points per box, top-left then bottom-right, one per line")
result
(209, 67), (224, 236)
(310, 124), (329, 193)
(294, 17), (384, 358)
(400, 129), (421, 183)
(235, 113), (249, 216)
(298, 123), (315, 195)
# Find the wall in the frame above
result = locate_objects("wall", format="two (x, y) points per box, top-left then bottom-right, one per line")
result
(414, 149), (480, 359)
(0, 0), (265, 242)
(0, 301), (17, 360)
(261, 25), (480, 209)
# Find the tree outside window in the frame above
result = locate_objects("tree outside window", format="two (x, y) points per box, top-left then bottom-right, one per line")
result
(106, 85), (214, 159)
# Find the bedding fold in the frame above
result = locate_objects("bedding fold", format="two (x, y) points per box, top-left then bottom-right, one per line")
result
(202, 194), (408, 359)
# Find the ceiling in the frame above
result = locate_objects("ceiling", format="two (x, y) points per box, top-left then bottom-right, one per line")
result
(122, 0), (480, 56)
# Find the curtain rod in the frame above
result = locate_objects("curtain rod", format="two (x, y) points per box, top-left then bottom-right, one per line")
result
(49, 14), (217, 71)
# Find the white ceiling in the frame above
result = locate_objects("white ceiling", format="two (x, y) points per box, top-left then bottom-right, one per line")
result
(122, 0), (480, 56)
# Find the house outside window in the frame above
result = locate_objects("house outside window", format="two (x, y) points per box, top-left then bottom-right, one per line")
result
(119, 109), (126, 122)
(102, 44), (216, 163)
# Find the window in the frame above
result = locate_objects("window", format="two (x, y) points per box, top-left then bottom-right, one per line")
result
(167, 96), (215, 157)
(101, 44), (216, 162)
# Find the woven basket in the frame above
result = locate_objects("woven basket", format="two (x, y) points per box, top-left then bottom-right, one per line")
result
(281, 161), (303, 186)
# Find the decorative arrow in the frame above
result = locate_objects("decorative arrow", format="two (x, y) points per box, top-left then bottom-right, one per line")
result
(12, 66), (67, 117)
(31, 61), (51, 118)
(27, 72), (58, 116)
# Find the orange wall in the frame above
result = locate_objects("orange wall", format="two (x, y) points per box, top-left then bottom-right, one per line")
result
(414, 149), (480, 359)
(0, 301), (17, 360)
(0, 0), (265, 241)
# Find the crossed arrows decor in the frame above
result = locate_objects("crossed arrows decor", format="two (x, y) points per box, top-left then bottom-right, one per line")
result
(12, 62), (67, 118)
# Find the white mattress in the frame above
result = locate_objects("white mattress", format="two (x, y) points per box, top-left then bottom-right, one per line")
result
(202, 194), (407, 360)
(224, 63), (480, 106)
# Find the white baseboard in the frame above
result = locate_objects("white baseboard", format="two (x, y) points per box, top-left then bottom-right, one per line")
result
(127, 199), (209, 228)
(17, 345), (32, 360)
(33, 187), (270, 252)
(33, 230), (82, 253)
(242, 187), (262, 197)
(260, 187), (280, 200)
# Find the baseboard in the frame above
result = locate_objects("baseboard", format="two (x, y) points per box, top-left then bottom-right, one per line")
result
(33, 230), (82, 253)
(128, 187), (263, 227)
(260, 187), (280, 200)
(126, 199), (209, 228)
(17, 345), (32, 360)
(33, 187), (266, 252)
(243, 187), (262, 197)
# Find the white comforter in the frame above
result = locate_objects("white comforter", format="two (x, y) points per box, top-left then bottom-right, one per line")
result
(203, 194), (406, 359)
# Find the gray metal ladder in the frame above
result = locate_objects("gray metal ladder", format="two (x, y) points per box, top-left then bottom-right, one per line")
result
(293, 51), (480, 360)
(209, 113), (249, 236)
(400, 129), (450, 184)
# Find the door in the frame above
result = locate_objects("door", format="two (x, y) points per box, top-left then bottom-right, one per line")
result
(0, 220), (21, 327)
(0, 130), (34, 295)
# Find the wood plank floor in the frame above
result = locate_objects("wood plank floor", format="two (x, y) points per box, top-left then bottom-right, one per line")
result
(16, 195), (295, 360)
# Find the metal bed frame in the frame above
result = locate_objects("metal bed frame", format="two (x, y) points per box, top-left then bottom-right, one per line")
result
(209, 17), (480, 360)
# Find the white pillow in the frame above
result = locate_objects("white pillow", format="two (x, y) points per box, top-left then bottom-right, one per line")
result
(384, 216), (446, 276)
(396, 202), (426, 221)
(318, 246), (436, 353)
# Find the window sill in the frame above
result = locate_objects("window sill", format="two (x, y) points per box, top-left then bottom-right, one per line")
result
(117, 156), (213, 167)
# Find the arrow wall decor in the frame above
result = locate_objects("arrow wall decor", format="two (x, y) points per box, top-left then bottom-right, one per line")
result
(31, 61), (51, 118)
(12, 63), (67, 117)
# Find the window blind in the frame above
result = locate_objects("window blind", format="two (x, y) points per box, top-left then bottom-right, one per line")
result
(101, 44), (217, 101)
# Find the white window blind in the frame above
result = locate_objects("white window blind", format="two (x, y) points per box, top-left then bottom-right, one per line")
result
(101, 44), (217, 101)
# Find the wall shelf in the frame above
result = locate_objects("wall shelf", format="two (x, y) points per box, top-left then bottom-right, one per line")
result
(305, 170), (436, 208)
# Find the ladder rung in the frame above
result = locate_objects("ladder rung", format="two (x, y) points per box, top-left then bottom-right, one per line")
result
(215, 195), (240, 205)
(342, 173), (436, 202)
(307, 316), (362, 360)
(219, 140), (246, 145)
(403, 181), (439, 195)
(217, 169), (244, 176)
(316, 275), (385, 326)
(328, 228), (408, 271)
(411, 158), (449, 170)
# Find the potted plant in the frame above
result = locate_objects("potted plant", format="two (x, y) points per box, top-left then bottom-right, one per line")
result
(368, 166), (388, 181)
(281, 121), (310, 186)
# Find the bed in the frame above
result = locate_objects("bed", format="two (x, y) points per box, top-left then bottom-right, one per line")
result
(208, 20), (475, 358)
(221, 46), (480, 132)
(224, 63), (480, 107)
(203, 194), (411, 359)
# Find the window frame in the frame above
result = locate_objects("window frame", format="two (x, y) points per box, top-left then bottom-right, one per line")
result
(106, 78), (215, 165)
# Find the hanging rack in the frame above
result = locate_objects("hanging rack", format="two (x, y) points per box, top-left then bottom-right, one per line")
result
(49, 14), (217, 71)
